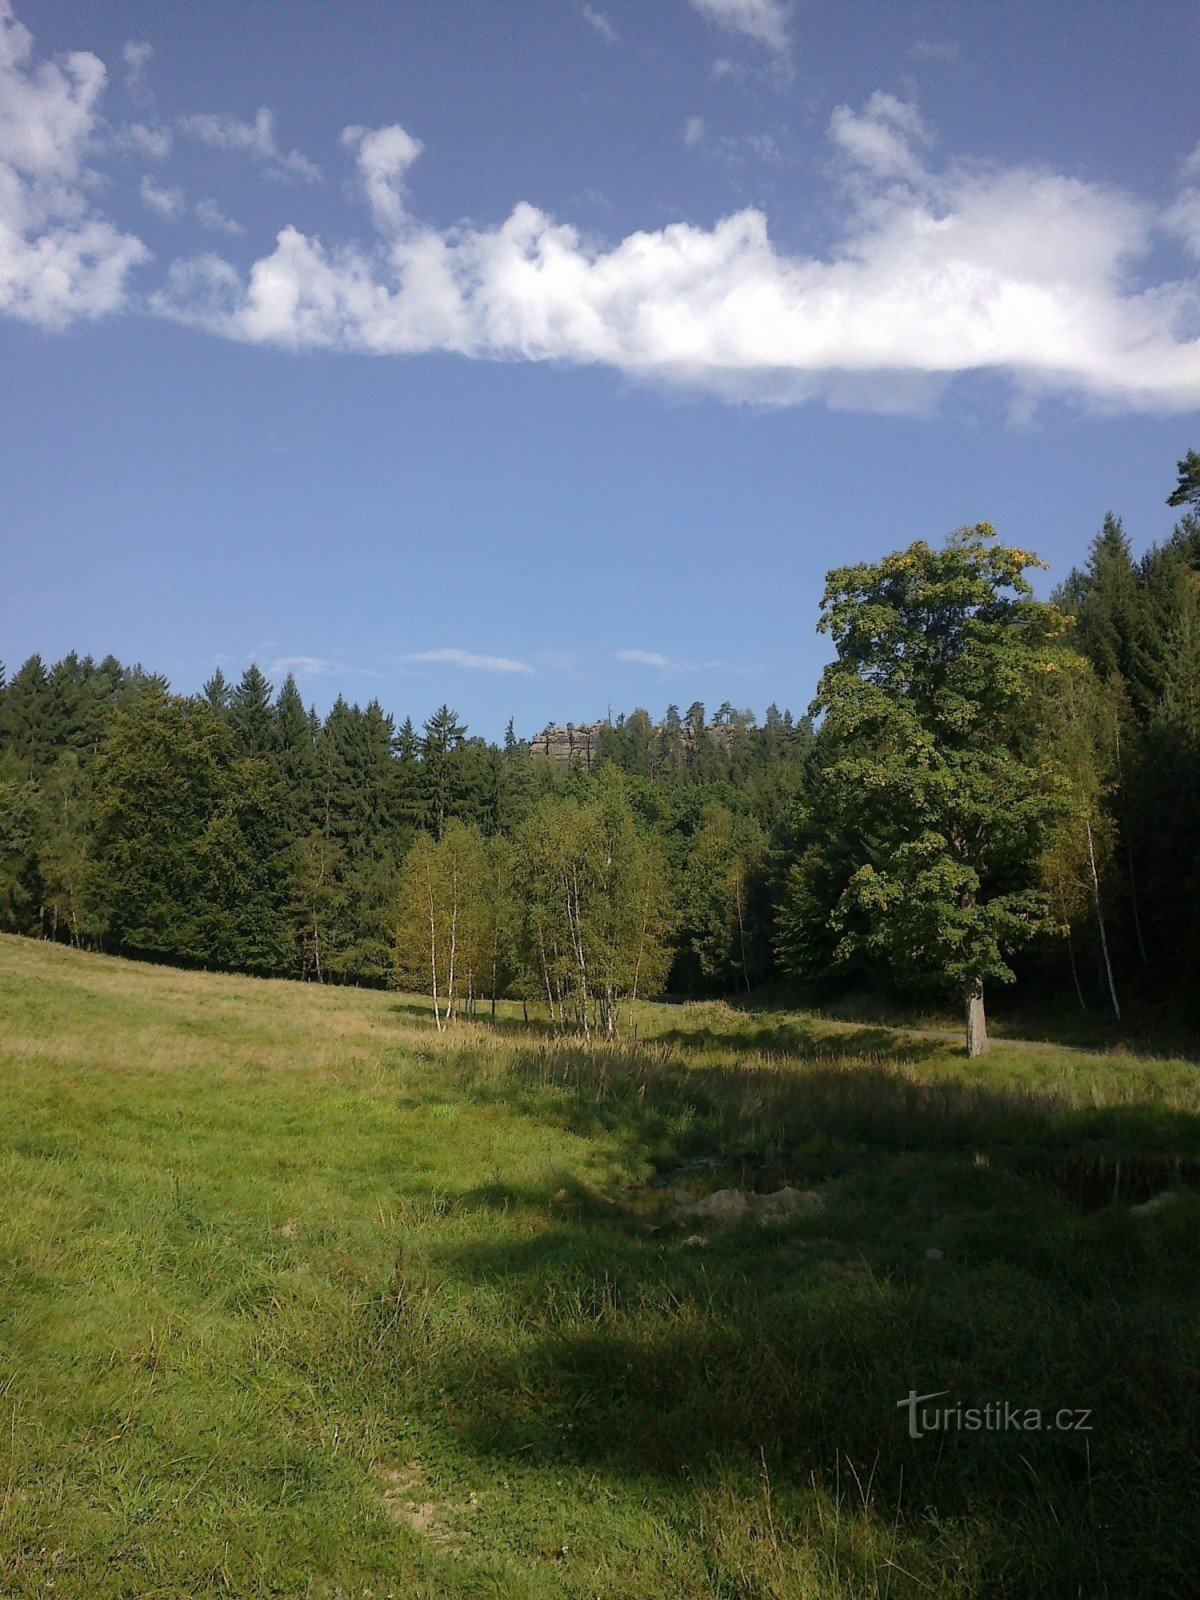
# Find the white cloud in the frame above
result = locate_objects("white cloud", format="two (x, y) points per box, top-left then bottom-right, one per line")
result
(716, 130), (782, 165)
(616, 650), (672, 669)
(404, 648), (533, 675)
(828, 92), (931, 182)
(195, 196), (242, 235)
(1167, 142), (1200, 260)
(614, 649), (726, 674)
(582, 6), (618, 44)
(179, 106), (321, 183)
(688, 0), (791, 56)
(114, 119), (172, 159)
(271, 655), (336, 677)
(152, 100), (1200, 415)
(0, 1), (147, 328)
(683, 115), (705, 148)
(3, 6), (1199, 418)
(139, 174), (184, 219)
(267, 653), (383, 680)
(122, 40), (152, 100)
(341, 122), (422, 232)
(136, 171), (244, 240)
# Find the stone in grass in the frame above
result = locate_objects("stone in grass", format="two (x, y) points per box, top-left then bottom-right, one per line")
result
(925, 1247), (944, 1261)
(680, 1188), (750, 1223)
(1130, 1191), (1179, 1217)
(754, 1187), (825, 1222)
(819, 1258), (872, 1282)
(676, 1186), (826, 1226)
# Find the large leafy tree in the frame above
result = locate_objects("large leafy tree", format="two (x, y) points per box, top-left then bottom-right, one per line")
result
(792, 526), (1066, 1055)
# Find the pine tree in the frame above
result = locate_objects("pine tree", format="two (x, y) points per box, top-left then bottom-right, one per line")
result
(202, 667), (233, 712)
(1056, 515), (1144, 695)
(229, 664), (274, 754)
(0, 655), (51, 775)
(272, 672), (318, 826)
(1166, 448), (1200, 509)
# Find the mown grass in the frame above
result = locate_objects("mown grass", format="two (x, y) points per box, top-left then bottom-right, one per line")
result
(0, 933), (1198, 1597)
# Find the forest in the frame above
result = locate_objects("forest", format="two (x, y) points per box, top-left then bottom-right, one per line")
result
(3, 452), (1199, 1053)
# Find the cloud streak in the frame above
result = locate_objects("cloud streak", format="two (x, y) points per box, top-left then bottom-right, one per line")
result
(404, 648), (534, 675)
(615, 649), (725, 674)
(582, 7), (618, 45)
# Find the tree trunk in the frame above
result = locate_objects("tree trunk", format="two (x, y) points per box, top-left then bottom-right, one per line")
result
(964, 978), (989, 1058)
(1066, 924), (1087, 1012)
(1085, 815), (1121, 1022)
(1126, 842), (1149, 965)
(734, 870), (751, 992)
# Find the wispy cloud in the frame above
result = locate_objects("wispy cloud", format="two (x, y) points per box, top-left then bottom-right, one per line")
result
(139, 174), (185, 219)
(195, 197), (243, 235)
(688, 0), (791, 57)
(404, 648), (533, 675)
(614, 649), (726, 674)
(683, 115), (705, 148)
(908, 38), (960, 63)
(265, 654), (384, 681)
(581, 6), (618, 44)
(717, 130), (783, 165)
(616, 649), (672, 669)
(122, 39), (153, 103)
(270, 655), (337, 678)
(140, 177), (243, 235)
(113, 120), (172, 159)
(178, 107), (321, 182)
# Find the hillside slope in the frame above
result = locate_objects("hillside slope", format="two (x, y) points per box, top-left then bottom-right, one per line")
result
(1, 935), (1197, 1598)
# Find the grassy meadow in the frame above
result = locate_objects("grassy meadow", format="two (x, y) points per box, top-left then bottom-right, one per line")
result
(1, 933), (1198, 1597)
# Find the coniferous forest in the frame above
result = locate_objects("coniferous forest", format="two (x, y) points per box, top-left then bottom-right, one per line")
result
(4, 456), (1199, 1049)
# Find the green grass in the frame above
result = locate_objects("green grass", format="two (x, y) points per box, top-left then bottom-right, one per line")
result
(1, 934), (1198, 1597)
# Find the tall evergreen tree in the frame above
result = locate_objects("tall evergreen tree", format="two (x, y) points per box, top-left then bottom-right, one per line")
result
(229, 664), (274, 754)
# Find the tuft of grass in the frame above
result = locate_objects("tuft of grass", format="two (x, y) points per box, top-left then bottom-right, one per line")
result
(1, 933), (1198, 1597)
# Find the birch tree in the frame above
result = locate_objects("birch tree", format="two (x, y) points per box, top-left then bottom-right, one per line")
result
(393, 821), (490, 1028)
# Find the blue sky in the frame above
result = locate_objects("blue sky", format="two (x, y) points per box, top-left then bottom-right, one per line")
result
(2, 0), (1198, 738)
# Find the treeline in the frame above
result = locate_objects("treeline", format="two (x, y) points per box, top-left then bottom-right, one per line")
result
(3, 454), (1198, 1046)
(0, 656), (806, 1004)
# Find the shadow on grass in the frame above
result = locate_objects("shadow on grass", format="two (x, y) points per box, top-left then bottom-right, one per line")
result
(365, 1041), (1200, 1598)
(461, 1042), (1200, 1170)
(720, 981), (1200, 1064)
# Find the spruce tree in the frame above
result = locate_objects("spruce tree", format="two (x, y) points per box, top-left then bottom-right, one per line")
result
(229, 664), (275, 754)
